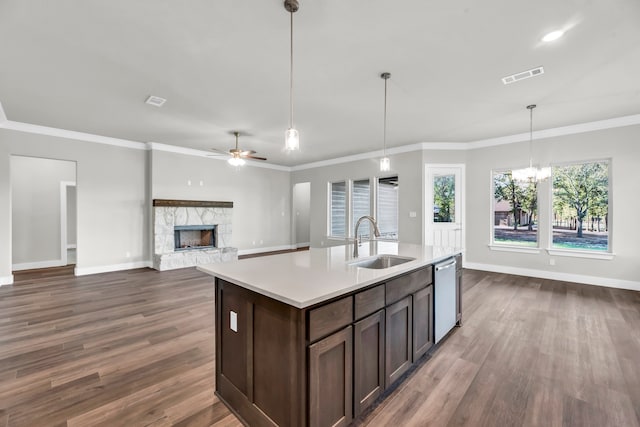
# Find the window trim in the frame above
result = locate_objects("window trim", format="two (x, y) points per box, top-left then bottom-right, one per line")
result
(548, 158), (612, 255)
(490, 168), (541, 251)
(375, 174), (399, 242)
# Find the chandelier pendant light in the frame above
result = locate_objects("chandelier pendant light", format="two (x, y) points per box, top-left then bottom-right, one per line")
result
(380, 72), (391, 172)
(512, 104), (550, 182)
(284, 0), (300, 151)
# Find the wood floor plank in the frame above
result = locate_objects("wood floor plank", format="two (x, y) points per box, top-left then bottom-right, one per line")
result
(1, 267), (638, 426)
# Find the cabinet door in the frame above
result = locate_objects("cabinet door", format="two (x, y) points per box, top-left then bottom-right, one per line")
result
(412, 285), (433, 361)
(354, 310), (385, 417)
(385, 296), (412, 388)
(309, 326), (353, 427)
(456, 268), (463, 325)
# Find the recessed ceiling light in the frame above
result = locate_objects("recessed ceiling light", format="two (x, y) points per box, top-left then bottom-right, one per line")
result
(145, 95), (167, 107)
(542, 30), (564, 42)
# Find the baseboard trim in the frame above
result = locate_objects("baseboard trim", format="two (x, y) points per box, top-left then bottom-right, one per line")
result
(12, 259), (65, 271)
(237, 245), (297, 256)
(0, 275), (14, 286)
(75, 261), (152, 276)
(464, 262), (640, 292)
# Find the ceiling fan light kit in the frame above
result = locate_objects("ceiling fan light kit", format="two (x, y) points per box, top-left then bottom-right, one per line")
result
(284, 0), (300, 151)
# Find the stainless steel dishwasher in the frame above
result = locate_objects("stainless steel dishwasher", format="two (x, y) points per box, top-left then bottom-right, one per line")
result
(434, 257), (457, 343)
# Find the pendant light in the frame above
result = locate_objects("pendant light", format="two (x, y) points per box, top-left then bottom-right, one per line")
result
(284, 0), (300, 151)
(512, 104), (550, 182)
(380, 72), (391, 172)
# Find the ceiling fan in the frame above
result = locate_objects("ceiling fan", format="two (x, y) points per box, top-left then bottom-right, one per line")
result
(210, 131), (267, 166)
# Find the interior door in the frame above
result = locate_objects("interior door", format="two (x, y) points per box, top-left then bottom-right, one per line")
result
(425, 164), (464, 248)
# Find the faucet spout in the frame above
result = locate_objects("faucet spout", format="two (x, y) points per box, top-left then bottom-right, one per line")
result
(353, 215), (381, 258)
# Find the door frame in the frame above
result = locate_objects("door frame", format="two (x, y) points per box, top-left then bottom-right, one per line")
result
(60, 181), (76, 266)
(424, 163), (465, 251)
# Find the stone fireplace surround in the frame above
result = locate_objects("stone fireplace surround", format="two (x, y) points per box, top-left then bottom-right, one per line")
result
(153, 199), (237, 271)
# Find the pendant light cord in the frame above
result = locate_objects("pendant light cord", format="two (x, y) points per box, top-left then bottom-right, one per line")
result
(289, 10), (294, 128)
(529, 105), (533, 168)
(383, 76), (388, 156)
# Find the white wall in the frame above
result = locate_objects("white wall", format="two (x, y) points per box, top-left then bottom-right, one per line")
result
(293, 182), (310, 246)
(67, 185), (77, 246)
(150, 149), (292, 253)
(292, 150), (466, 248)
(11, 156), (76, 268)
(0, 128), (149, 282)
(465, 125), (640, 287)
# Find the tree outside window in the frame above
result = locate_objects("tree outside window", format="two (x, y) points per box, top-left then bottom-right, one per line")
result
(492, 170), (538, 247)
(552, 161), (609, 252)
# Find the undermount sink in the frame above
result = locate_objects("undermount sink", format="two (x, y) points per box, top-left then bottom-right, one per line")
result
(349, 254), (416, 269)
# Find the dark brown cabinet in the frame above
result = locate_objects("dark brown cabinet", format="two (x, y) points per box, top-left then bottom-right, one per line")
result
(214, 257), (461, 427)
(354, 309), (385, 417)
(412, 284), (434, 361)
(309, 326), (353, 427)
(385, 296), (412, 387)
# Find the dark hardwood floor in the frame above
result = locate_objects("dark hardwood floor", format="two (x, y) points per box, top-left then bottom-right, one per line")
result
(1, 267), (639, 426)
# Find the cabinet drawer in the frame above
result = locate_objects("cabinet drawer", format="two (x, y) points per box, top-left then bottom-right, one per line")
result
(355, 285), (385, 320)
(309, 296), (353, 342)
(385, 266), (432, 304)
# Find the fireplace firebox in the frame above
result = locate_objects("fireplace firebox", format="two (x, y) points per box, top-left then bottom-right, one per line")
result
(174, 225), (216, 251)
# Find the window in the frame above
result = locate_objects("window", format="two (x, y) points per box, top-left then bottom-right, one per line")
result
(492, 170), (538, 247)
(329, 181), (346, 237)
(377, 176), (399, 240)
(433, 173), (455, 223)
(328, 176), (399, 241)
(352, 179), (371, 238)
(552, 160), (609, 252)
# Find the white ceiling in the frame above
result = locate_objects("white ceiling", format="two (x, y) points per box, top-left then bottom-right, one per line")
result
(1, 0), (639, 166)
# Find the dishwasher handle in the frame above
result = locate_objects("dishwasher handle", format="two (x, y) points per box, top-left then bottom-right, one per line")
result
(435, 259), (456, 272)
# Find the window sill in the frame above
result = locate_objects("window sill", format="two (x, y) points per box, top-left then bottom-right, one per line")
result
(546, 248), (615, 260)
(488, 244), (541, 254)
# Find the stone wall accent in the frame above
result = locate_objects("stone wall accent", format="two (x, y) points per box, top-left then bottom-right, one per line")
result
(153, 205), (237, 271)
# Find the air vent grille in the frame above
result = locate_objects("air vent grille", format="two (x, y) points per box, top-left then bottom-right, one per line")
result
(502, 66), (545, 85)
(145, 95), (167, 107)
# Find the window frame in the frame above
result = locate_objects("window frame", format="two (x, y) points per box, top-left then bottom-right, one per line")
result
(547, 158), (614, 259)
(375, 175), (399, 242)
(489, 168), (541, 254)
(326, 175), (399, 242)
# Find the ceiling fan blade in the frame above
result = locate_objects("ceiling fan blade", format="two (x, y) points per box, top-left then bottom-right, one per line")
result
(240, 150), (256, 156)
(245, 155), (267, 161)
(208, 148), (231, 156)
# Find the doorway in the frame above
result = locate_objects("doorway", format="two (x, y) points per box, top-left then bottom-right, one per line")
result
(425, 164), (465, 249)
(292, 182), (311, 248)
(11, 156), (77, 271)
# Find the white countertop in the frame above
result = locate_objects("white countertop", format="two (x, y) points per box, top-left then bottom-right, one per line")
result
(197, 242), (461, 309)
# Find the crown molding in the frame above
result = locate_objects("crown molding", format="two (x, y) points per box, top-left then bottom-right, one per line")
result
(467, 113), (640, 150)
(1, 120), (147, 150)
(147, 142), (292, 172)
(1, 100), (638, 169)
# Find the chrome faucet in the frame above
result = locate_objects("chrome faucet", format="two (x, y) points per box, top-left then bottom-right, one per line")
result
(353, 215), (381, 258)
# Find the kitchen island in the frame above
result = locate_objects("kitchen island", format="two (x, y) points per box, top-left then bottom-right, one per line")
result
(198, 242), (462, 427)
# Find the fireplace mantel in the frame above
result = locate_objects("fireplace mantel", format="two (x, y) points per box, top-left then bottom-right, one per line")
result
(153, 199), (233, 208)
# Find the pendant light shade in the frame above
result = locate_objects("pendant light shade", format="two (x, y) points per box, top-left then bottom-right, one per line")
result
(380, 72), (391, 172)
(285, 127), (299, 151)
(284, 0), (300, 151)
(512, 104), (550, 182)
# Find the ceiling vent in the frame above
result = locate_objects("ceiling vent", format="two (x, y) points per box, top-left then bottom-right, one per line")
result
(502, 66), (545, 85)
(145, 95), (167, 107)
